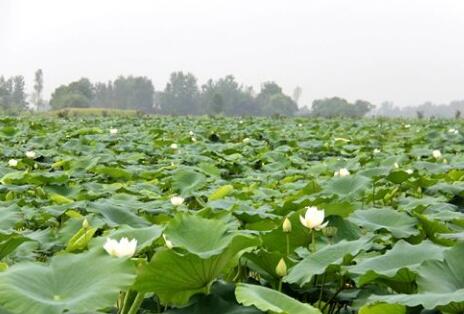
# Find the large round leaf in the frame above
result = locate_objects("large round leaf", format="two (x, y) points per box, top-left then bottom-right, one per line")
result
(172, 167), (206, 195)
(349, 240), (446, 287)
(369, 242), (464, 312)
(164, 214), (238, 258)
(284, 237), (372, 286)
(0, 249), (136, 314)
(134, 234), (258, 305)
(235, 283), (321, 314)
(347, 208), (419, 239)
(324, 175), (371, 197)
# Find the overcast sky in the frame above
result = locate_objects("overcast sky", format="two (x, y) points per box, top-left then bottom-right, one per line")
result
(1, 0), (464, 107)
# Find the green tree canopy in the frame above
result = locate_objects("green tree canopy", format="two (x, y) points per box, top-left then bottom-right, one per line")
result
(311, 97), (373, 118)
(156, 72), (200, 115)
(50, 78), (94, 109)
(201, 75), (258, 116)
(257, 82), (298, 116)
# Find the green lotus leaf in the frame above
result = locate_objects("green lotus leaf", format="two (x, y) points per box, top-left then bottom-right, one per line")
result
(324, 175), (371, 197)
(134, 234), (258, 305)
(235, 283), (321, 314)
(284, 237), (372, 286)
(164, 213), (240, 258)
(208, 184), (234, 201)
(359, 303), (405, 314)
(347, 208), (419, 239)
(172, 167), (206, 195)
(165, 281), (262, 314)
(349, 240), (446, 287)
(369, 242), (464, 312)
(0, 232), (31, 259)
(0, 249), (136, 314)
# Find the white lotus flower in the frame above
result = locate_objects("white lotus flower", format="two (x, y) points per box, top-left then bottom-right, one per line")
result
(448, 128), (459, 134)
(432, 150), (442, 159)
(103, 237), (137, 258)
(110, 128), (118, 135)
(373, 148), (381, 154)
(163, 234), (173, 249)
(394, 162), (399, 169)
(191, 137), (197, 142)
(170, 196), (184, 206)
(25, 151), (36, 159)
(334, 168), (350, 177)
(189, 131), (194, 136)
(404, 124), (411, 128)
(170, 143), (178, 149)
(242, 138), (250, 143)
(239, 120), (244, 124)
(8, 159), (18, 167)
(406, 169), (414, 175)
(298, 123), (303, 127)
(299, 206), (328, 231)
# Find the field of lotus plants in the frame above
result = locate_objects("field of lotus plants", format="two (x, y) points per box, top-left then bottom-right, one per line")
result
(0, 115), (463, 314)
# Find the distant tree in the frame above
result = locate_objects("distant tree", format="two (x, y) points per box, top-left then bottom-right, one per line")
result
(262, 94), (298, 116)
(201, 75), (258, 116)
(311, 97), (373, 118)
(93, 81), (114, 108)
(376, 101), (397, 117)
(32, 69), (44, 110)
(0, 76), (13, 110)
(50, 78), (94, 109)
(157, 72), (200, 115)
(11, 76), (28, 111)
(292, 86), (302, 104)
(211, 93), (224, 115)
(456, 110), (461, 119)
(112, 76), (154, 112)
(296, 105), (311, 116)
(257, 82), (298, 116)
(352, 100), (374, 117)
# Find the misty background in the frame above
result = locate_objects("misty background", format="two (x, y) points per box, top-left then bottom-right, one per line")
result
(1, 0), (464, 117)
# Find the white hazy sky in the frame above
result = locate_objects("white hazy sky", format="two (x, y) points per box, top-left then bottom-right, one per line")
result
(1, 0), (464, 107)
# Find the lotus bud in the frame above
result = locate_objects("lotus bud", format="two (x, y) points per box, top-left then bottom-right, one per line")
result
(282, 217), (292, 233)
(82, 218), (90, 229)
(163, 234), (173, 249)
(275, 258), (287, 277)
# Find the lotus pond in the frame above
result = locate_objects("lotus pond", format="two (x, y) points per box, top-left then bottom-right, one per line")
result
(0, 116), (463, 314)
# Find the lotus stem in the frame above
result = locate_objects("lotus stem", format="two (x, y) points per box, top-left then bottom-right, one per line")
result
(127, 292), (145, 314)
(311, 230), (316, 252)
(285, 234), (290, 256)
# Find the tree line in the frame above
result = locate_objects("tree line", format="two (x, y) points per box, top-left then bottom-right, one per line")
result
(1, 69), (376, 117)
(375, 100), (464, 119)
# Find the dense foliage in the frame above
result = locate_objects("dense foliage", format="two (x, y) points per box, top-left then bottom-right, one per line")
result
(0, 116), (462, 314)
(0, 76), (28, 112)
(5, 70), (375, 117)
